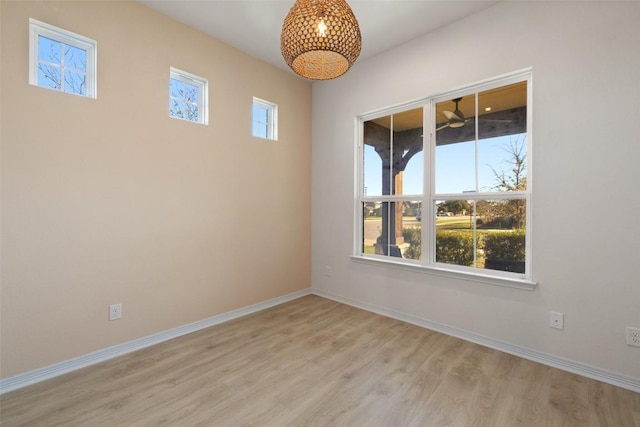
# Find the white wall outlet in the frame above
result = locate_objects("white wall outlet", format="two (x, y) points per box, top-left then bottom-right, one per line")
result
(109, 303), (122, 321)
(549, 311), (564, 330)
(324, 265), (332, 277)
(626, 327), (640, 347)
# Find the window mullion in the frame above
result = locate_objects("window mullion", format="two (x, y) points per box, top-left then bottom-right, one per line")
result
(389, 115), (394, 196)
(473, 92), (479, 268)
(425, 101), (434, 267)
(58, 42), (66, 92)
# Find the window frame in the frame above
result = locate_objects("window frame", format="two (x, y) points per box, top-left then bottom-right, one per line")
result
(252, 97), (278, 141)
(169, 67), (208, 125)
(29, 18), (97, 98)
(354, 69), (535, 290)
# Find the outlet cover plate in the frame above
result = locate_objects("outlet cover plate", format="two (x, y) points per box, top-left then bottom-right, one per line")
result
(626, 327), (640, 347)
(549, 311), (564, 330)
(109, 303), (122, 321)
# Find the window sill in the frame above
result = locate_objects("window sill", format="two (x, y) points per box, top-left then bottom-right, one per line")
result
(350, 255), (537, 291)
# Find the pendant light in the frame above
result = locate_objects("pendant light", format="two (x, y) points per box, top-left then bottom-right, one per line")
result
(281, 0), (361, 80)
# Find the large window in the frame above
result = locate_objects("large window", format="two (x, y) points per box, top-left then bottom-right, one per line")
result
(356, 71), (532, 283)
(29, 19), (97, 98)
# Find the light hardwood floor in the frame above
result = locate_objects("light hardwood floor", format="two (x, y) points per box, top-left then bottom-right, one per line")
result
(1, 295), (639, 426)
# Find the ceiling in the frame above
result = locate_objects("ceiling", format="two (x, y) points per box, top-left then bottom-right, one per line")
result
(138, 0), (500, 77)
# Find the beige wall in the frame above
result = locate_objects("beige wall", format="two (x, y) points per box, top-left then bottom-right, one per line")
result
(0, 1), (311, 378)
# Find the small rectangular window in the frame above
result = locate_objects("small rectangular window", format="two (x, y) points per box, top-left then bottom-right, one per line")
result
(29, 19), (97, 98)
(252, 97), (278, 140)
(169, 68), (208, 125)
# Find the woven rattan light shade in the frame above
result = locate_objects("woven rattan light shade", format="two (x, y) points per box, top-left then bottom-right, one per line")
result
(281, 0), (361, 80)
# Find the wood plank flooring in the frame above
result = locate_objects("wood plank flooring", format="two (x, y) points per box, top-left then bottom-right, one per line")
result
(1, 295), (639, 426)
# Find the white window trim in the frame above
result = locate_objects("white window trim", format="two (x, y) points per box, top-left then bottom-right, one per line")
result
(253, 97), (278, 141)
(354, 68), (535, 290)
(29, 18), (97, 98)
(169, 67), (208, 125)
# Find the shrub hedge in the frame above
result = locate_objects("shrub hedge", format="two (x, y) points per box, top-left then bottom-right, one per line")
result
(483, 230), (526, 261)
(401, 228), (525, 269)
(435, 230), (474, 266)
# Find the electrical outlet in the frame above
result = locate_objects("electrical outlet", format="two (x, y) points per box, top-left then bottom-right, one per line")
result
(626, 327), (640, 347)
(549, 311), (564, 330)
(324, 265), (332, 277)
(109, 303), (122, 321)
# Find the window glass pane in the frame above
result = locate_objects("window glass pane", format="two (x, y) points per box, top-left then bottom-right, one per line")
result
(170, 78), (183, 98)
(377, 202), (397, 257)
(64, 71), (86, 95)
(435, 229), (475, 267)
(363, 116), (391, 196)
(185, 82), (199, 104)
(362, 201), (422, 260)
(435, 96), (476, 194)
(477, 199), (526, 273)
(401, 201), (422, 260)
(253, 123), (268, 139)
(478, 135), (527, 192)
(38, 36), (61, 64)
(170, 99), (185, 119)
(64, 45), (86, 72)
(392, 108), (423, 195)
(185, 103), (198, 122)
(253, 105), (268, 123)
(435, 199), (476, 267)
(478, 81), (528, 192)
(363, 145), (381, 196)
(434, 197), (526, 271)
(435, 139), (476, 194)
(38, 65), (61, 89)
(362, 202), (382, 255)
(169, 78), (185, 119)
(182, 82), (199, 122)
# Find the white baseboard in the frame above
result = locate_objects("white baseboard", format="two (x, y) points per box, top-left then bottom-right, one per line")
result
(0, 288), (312, 394)
(3, 287), (637, 395)
(312, 288), (640, 393)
